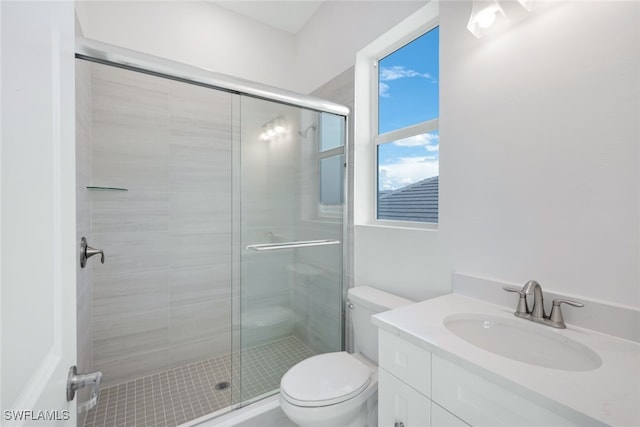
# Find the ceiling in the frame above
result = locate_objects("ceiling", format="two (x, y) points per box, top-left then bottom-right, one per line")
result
(212, 1), (325, 34)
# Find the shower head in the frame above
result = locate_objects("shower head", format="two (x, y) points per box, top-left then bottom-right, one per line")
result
(298, 124), (317, 138)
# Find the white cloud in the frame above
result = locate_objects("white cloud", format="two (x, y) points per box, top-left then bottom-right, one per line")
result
(379, 66), (431, 82)
(378, 65), (436, 98)
(397, 156), (437, 163)
(378, 157), (438, 191)
(392, 133), (439, 154)
(379, 82), (390, 98)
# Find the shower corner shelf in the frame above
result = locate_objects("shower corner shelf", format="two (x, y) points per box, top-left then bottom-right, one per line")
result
(86, 186), (128, 191)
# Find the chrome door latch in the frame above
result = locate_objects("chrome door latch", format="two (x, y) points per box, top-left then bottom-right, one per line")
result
(67, 366), (102, 412)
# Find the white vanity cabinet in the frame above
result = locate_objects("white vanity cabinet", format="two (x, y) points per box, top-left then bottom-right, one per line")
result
(378, 368), (431, 426)
(378, 329), (588, 427)
(378, 329), (468, 427)
(373, 293), (639, 427)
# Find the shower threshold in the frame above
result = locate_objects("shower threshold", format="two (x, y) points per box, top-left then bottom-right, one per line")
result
(185, 393), (296, 427)
(83, 336), (314, 427)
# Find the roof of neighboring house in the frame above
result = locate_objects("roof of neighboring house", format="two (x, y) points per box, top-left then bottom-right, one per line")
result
(378, 176), (438, 223)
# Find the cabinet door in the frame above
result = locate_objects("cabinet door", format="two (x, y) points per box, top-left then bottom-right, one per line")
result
(431, 355), (585, 426)
(379, 368), (430, 427)
(431, 402), (469, 427)
(379, 329), (431, 397)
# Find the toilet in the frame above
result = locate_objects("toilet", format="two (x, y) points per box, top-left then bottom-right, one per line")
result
(279, 286), (413, 427)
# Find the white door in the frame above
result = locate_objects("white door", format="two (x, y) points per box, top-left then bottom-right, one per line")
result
(1, 1), (78, 425)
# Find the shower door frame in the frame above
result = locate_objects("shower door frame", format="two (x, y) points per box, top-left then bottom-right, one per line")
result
(75, 38), (349, 116)
(76, 37), (350, 415)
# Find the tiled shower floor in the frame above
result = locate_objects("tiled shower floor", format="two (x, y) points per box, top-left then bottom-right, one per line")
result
(83, 336), (315, 427)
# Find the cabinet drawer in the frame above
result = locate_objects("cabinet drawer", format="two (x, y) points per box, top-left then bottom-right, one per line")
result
(379, 367), (431, 427)
(431, 355), (583, 427)
(379, 329), (431, 397)
(431, 402), (469, 427)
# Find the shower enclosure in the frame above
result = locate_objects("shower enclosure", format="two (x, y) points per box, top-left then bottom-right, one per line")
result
(76, 40), (347, 426)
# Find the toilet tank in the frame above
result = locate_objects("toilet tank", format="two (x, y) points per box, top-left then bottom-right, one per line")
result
(347, 286), (413, 363)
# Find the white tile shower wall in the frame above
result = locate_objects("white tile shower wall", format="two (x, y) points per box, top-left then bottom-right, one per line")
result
(75, 58), (93, 423)
(88, 62), (233, 387)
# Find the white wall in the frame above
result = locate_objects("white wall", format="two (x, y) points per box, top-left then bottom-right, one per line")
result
(355, 1), (640, 307)
(294, 1), (425, 93)
(75, 1), (425, 94)
(75, 1), (296, 89)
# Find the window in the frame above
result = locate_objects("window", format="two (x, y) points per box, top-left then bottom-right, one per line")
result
(318, 112), (345, 217)
(375, 26), (439, 225)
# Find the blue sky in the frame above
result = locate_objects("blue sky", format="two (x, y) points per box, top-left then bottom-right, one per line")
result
(378, 26), (439, 192)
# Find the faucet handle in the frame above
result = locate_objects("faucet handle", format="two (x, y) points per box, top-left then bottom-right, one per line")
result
(503, 286), (525, 296)
(503, 286), (529, 316)
(549, 299), (584, 328)
(553, 299), (584, 308)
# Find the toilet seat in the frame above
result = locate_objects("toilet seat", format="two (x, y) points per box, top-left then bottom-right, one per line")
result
(280, 352), (371, 407)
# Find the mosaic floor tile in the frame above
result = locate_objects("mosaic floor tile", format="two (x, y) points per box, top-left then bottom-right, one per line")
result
(83, 336), (314, 427)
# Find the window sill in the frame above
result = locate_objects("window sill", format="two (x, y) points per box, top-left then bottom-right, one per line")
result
(355, 221), (438, 232)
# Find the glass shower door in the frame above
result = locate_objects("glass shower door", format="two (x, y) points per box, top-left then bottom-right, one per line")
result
(233, 95), (346, 406)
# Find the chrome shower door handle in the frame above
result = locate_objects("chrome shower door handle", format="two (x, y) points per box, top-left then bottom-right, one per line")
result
(80, 237), (104, 268)
(67, 365), (103, 412)
(246, 239), (340, 251)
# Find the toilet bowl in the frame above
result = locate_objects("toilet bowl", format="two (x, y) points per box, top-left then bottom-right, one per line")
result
(279, 352), (377, 427)
(279, 286), (413, 427)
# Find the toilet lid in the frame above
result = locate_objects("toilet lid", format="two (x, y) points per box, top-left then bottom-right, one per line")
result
(280, 352), (371, 407)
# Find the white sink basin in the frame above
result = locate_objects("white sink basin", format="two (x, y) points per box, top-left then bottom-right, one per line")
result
(444, 313), (602, 371)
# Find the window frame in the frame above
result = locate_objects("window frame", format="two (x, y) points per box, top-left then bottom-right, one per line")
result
(370, 23), (440, 229)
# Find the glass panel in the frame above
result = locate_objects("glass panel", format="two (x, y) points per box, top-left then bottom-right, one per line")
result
(378, 26), (439, 134)
(319, 112), (345, 152)
(377, 130), (439, 223)
(235, 96), (344, 406)
(85, 61), (236, 423)
(320, 154), (344, 206)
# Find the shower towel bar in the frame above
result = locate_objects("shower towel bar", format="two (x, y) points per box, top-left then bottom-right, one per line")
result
(246, 239), (340, 251)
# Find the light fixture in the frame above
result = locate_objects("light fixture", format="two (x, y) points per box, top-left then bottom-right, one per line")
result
(259, 116), (287, 141)
(467, 0), (506, 38)
(517, 0), (533, 11)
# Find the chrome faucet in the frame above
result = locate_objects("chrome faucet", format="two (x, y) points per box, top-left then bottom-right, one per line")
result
(504, 280), (584, 329)
(521, 280), (545, 320)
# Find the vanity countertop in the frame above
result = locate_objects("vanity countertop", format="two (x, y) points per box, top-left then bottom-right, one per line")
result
(372, 293), (640, 426)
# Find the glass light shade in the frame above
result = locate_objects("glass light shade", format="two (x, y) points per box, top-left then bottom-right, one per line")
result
(467, 0), (506, 38)
(517, 0), (533, 11)
(261, 116), (287, 141)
